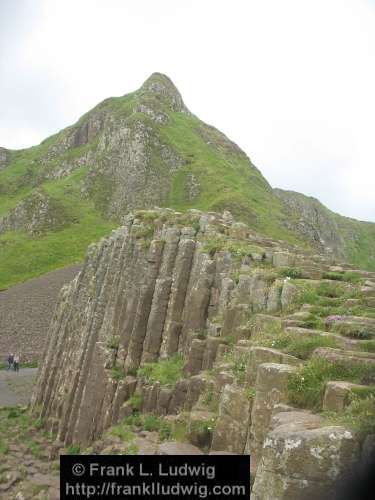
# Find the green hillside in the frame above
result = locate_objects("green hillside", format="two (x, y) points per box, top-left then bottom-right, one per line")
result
(0, 73), (374, 289)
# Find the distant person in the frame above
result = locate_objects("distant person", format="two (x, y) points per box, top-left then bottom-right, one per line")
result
(6, 354), (14, 371)
(13, 354), (20, 372)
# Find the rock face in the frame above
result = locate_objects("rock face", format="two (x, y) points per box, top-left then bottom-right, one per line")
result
(253, 422), (360, 500)
(0, 189), (74, 235)
(31, 209), (374, 498)
(275, 188), (375, 268)
(31, 209), (288, 443)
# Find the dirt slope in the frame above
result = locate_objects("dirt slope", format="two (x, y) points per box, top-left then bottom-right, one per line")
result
(0, 265), (81, 363)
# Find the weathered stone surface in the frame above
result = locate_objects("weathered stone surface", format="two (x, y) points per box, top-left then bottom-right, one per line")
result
(211, 385), (251, 454)
(267, 279), (283, 312)
(273, 252), (295, 268)
(246, 347), (301, 385)
(183, 339), (206, 376)
(185, 375), (207, 410)
(251, 314), (283, 336)
(158, 441), (203, 455)
(269, 410), (322, 432)
(280, 281), (298, 310)
(248, 363), (297, 466)
(325, 315), (375, 338)
(201, 337), (222, 370)
(323, 381), (368, 411)
(252, 425), (360, 500)
(312, 347), (375, 367)
(284, 326), (360, 351)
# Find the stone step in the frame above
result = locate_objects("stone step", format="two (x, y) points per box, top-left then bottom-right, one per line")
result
(312, 347), (375, 368)
(323, 381), (372, 411)
(284, 326), (363, 351)
(325, 315), (375, 338)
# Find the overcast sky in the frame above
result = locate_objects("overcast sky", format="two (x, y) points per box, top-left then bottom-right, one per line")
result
(1, 0), (374, 222)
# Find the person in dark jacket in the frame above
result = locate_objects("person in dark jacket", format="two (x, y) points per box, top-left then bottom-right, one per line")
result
(6, 354), (14, 371)
(13, 354), (20, 372)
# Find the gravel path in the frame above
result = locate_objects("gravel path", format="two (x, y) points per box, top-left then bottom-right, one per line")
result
(0, 367), (38, 406)
(0, 264), (81, 363)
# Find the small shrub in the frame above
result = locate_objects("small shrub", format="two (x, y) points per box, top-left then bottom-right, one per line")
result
(284, 335), (338, 360)
(317, 281), (343, 298)
(279, 267), (304, 279)
(322, 272), (345, 281)
(137, 354), (184, 386)
(361, 340), (375, 353)
(158, 421), (173, 441)
(7, 408), (24, 419)
(67, 444), (81, 455)
(201, 385), (219, 412)
(190, 417), (216, 435)
(135, 210), (159, 222)
(324, 392), (375, 435)
(143, 415), (162, 432)
(343, 272), (362, 283)
(258, 330), (338, 360)
(125, 443), (139, 455)
(323, 271), (362, 284)
(246, 387), (256, 400)
(122, 413), (143, 427)
(34, 418), (45, 430)
(201, 236), (225, 257)
(233, 359), (248, 385)
(297, 283), (326, 306)
(301, 315), (324, 330)
(220, 336), (235, 346)
(26, 439), (43, 458)
(223, 350), (250, 385)
(0, 440), (9, 455)
(195, 329), (208, 340)
(124, 413), (172, 441)
(107, 336), (120, 349)
(110, 424), (134, 442)
(171, 419), (189, 442)
(127, 367), (138, 376)
(133, 225), (154, 240)
(111, 366), (125, 380)
(128, 392), (143, 411)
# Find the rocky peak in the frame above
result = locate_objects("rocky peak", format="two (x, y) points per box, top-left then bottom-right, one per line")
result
(139, 72), (189, 113)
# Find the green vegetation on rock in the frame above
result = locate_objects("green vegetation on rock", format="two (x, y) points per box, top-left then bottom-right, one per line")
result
(137, 354), (184, 386)
(1, 72), (375, 291)
(288, 358), (375, 410)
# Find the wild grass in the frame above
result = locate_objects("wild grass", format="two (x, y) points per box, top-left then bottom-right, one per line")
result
(137, 354), (184, 386)
(161, 112), (305, 246)
(257, 330), (339, 360)
(121, 413), (174, 442)
(288, 358), (375, 410)
(323, 390), (375, 436)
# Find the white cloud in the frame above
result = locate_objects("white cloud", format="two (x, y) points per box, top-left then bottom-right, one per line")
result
(0, 0), (374, 221)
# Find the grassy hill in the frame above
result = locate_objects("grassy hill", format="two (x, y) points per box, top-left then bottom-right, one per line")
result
(0, 73), (374, 289)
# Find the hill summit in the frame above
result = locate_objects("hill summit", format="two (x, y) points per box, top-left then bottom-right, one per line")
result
(0, 73), (374, 288)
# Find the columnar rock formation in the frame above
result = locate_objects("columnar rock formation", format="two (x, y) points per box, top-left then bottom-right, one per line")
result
(32, 209), (375, 499)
